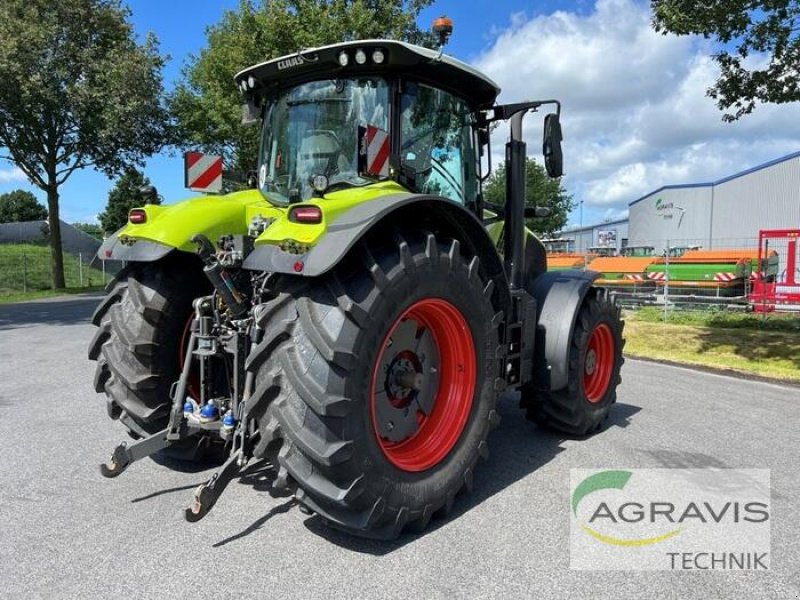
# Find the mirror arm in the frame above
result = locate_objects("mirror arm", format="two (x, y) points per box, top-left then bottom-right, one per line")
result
(483, 201), (552, 219)
(484, 200), (504, 214)
(487, 99), (561, 124)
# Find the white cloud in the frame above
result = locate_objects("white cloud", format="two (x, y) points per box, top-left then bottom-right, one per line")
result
(475, 0), (800, 219)
(0, 166), (27, 184)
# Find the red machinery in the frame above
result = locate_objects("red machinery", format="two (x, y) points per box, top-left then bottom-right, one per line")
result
(749, 229), (800, 312)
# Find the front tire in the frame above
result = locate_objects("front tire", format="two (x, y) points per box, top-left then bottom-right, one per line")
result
(246, 231), (503, 538)
(521, 288), (624, 435)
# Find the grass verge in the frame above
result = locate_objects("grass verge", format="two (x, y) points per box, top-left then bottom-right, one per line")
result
(0, 243), (108, 297)
(624, 309), (800, 382)
(0, 286), (105, 305)
(632, 306), (800, 332)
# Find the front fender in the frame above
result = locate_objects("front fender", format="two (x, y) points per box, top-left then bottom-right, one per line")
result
(529, 270), (601, 391)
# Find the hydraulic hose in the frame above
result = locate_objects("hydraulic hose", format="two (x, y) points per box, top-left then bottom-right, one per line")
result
(192, 234), (249, 319)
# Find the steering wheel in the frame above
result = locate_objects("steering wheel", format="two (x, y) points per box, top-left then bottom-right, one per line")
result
(303, 130), (343, 177)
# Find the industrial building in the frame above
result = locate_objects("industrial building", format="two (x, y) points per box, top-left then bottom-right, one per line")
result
(628, 150), (800, 251)
(556, 150), (800, 254)
(557, 218), (629, 254)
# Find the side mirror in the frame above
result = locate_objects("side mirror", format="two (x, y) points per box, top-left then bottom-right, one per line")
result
(242, 99), (260, 126)
(477, 128), (490, 148)
(524, 206), (552, 218)
(543, 113), (563, 178)
(246, 171), (258, 189)
(477, 126), (492, 180)
(139, 185), (159, 204)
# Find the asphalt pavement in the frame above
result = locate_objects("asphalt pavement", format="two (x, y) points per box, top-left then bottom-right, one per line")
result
(0, 295), (798, 599)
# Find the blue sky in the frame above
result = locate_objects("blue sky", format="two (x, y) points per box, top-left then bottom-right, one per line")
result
(1, 0), (799, 228)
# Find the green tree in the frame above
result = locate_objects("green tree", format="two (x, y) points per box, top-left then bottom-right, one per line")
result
(0, 0), (171, 288)
(99, 170), (159, 233)
(0, 190), (48, 223)
(484, 157), (574, 236)
(652, 0), (800, 121)
(72, 222), (104, 241)
(170, 0), (435, 173)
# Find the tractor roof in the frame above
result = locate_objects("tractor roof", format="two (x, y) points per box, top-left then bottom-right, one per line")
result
(235, 40), (501, 109)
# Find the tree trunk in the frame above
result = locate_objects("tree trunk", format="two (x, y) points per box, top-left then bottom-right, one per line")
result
(46, 184), (66, 290)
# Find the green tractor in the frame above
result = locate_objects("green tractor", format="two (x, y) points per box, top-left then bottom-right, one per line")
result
(88, 32), (624, 539)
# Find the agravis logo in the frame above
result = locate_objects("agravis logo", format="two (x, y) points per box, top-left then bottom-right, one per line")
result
(655, 197), (686, 226)
(572, 470), (682, 546)
(569, 469), (771, 570)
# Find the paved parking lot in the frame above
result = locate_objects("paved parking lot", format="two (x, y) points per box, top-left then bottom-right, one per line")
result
(0, 295), (798, 599)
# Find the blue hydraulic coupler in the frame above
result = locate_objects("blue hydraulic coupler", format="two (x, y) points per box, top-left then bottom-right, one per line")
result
(199, 400), (219, 423)
(222, 412), (236, 430)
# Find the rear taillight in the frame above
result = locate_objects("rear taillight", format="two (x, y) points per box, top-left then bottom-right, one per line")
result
(129, 209), (147, 224)
(289, 206), (323, 224)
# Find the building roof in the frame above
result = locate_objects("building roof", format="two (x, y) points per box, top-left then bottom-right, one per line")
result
(628, 150), (800, 207)
(560, 217), (629, 234)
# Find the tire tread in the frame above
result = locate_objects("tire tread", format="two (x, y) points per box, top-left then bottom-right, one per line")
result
(247, 231), (501, 538)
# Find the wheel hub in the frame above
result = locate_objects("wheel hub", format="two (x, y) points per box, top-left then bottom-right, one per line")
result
(375, 320), (439, 443)
(370, 298), (476, 472)
(583, 322), (615, 404)
(386, 352), (423, 408)
(584, 348), (597, 376)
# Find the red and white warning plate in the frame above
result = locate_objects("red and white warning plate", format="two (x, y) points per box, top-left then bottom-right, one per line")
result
(184, 152), (223, 193)
(358, 125), (390, 178)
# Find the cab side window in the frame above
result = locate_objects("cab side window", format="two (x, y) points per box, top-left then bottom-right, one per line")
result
(399, 82), (477, 205)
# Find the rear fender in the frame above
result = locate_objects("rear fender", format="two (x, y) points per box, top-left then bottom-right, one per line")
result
(96, 190), (276, 262)
(527, 270), (601, 391)
(244, 194), (512, 316)
(97, 230), (175, 262)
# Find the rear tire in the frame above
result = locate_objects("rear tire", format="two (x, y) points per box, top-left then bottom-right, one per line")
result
(521, 288), (624, 435)
(246, 231), (503, 538)
(88, 256), (211, 441)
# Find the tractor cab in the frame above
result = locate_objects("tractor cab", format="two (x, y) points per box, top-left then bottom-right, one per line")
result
(542, 238), (575, 254)
(587, 246), (617, 257)
(666, 245), (701, 258)
(235, 40), (500, 210)
(621, 245), (655, 258)
(236, 39), (562, 217)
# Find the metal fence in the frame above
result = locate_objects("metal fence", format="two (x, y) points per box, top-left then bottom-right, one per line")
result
(624, 237), (757, 311)
(557, 235), (800, 315)
(623, 236), (761, 251)
(0, 245), (115, 296)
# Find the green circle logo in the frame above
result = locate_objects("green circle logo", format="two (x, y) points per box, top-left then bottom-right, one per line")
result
(572, 470), (683, 547)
